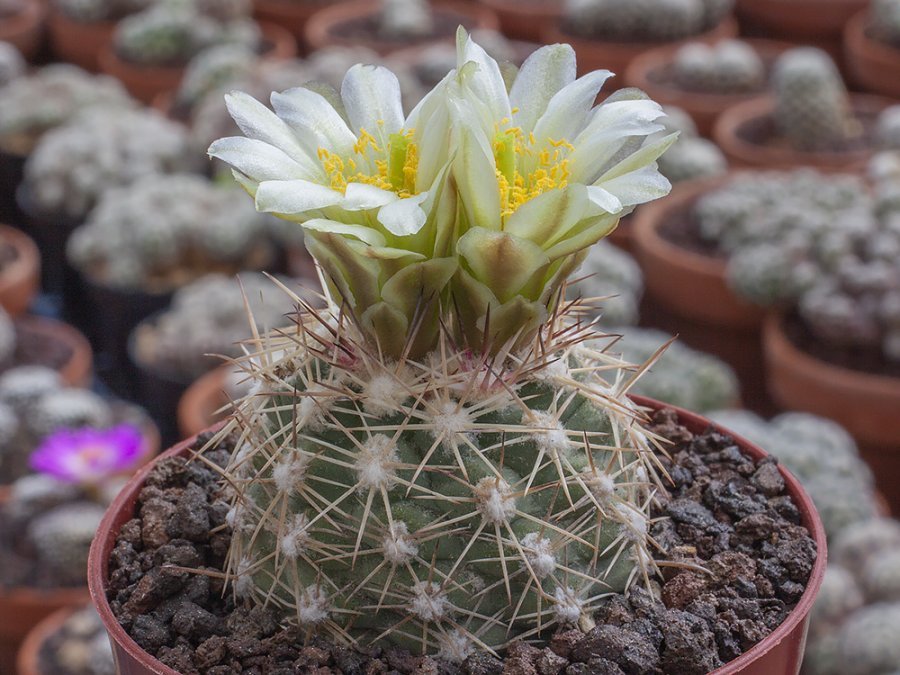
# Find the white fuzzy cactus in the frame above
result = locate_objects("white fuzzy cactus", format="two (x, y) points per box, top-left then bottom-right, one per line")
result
(564, 0), (732, 41)
(0, 306), (16, 365)
(379, 0), (434, 40)
(0, 41), (25, 89)
(673, 39), (764, 94)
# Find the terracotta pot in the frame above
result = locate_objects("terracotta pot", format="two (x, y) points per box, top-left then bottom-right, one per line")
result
(15, 315), (93, 388)
(16, 605), (77, 675)
(631, 174), (775, 414)
(177, 365), (233, 439)
(763, 313), (900, 512)
(735, 0), (867, 42)
(252, 0), (341, 53)
(631, 174), (765, 331)
(304, 0), (499, 56)
(98, 21), (297, 104)
(46, 8), (115, 71)
(606, 215), (634, 254)
(0, 0), (45, 62)
(87, 399), (826, 675)
(624, 38), (792, 138)
(0, 225), (40, 318)
(713, 94), (891, 172)
(844, 11), (900, 99)
(479, 0), (561, 43)
(541, 16), (738, 81)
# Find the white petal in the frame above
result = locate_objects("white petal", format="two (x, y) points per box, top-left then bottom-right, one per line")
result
(255, 179), (344, 215)
(532, 69), (613, 143)
(378, 193), (429, 237)
(585, 186), (624, 214)
(510, 44), (576, 133)
(271, 87), (357, 158)
(224, 91), (322, 179)
(342, 183), (398, 211)
(450, 98), (501, 231)
(301, 218), (387, 246)
(208, 137), (312, 183)
(456, 28), (511, 129)
(596, 165), (672, 207)
(341, 64), (404, 148)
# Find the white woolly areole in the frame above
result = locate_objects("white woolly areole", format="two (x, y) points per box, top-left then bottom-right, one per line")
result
(232, 443), (254, 479)
(382, 521), (418, 565)
(553, 587), (584, 625)
(298, 384), (334, 431)
(298, 585), (331, 624)
(584, 468), (617, 504)
(534, 356), (570, 383)
(438, 629), (475, 663)
(409, 581), (450, 622)
(279, 513), (310, 560)
(474, 476), (517, 524)
(618, 504), (649, 543)
(355, 434), (398, 490)
(430, 400), (471, 445)
(362, 371), (407, 417)
(233, 555), (256, 599)
(272, 451), (311, 495)
(528, 410), (570, 454)
(522, 532), (557, 578)
(226, 496), (256, 534)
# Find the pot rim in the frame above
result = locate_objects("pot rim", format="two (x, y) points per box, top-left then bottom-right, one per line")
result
(764, 312), (900, 398)
(844, 10), (900, 65)
(88, 399), (827, 674)
(713, 93), (891, 169)
(0, 224), (40, 317)
(15, 604), (81, 675)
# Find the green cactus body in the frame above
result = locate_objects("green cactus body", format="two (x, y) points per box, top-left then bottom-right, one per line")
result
(772, 48), (856, 153)
(222, 308), (659, 658)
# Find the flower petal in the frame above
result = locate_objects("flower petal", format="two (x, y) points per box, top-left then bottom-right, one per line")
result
(208, 137), (313, 183)
(531, 69), (613, 144)
(270, 87), (357, 158)
(301, 217), (387, 246)
(223, 91), (322, 178)
(596, 165), (672, 207)
(585, 185), (624, 214)
(456, 27), (512, 131)
(343, 183), (398, 211)
(255, 179), (344, 215)
(450, 97), (501, 231)
(341, 64), (405, 147)
(378, 192), (429, 237)
(510, 44), (577, 133)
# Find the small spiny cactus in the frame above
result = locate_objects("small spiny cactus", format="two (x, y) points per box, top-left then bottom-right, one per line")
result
(832, 518), (900, 576)
(860, 548), (900, 603)
(0, 41), (25, 88)
(834, 603), (900, 675)
(872, 0), (900, 48)
(0, 365), (62, 411)
(876, 105), (900, 151)
(26, 502), (108, 586)
(772, 48), (858, 153)
(568, 241), (643, 326)
(174, 43), (257, 112)
(673, 39), (764, 94)
(52, 0), (152, 23)
(379, 0), (435, 40)
(26, 389), (113, 437)
(0, 306), (16, 365)
(564, 0), (732, 42)
(809, 566), (865, 640)
(655, 107), (728, 183)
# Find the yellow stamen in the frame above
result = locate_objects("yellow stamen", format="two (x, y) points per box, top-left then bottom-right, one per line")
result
(494, 131), (572, 218)
(321, 128), (420, 199)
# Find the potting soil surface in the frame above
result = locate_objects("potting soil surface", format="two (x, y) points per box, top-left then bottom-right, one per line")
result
(106, 408), (817, 675)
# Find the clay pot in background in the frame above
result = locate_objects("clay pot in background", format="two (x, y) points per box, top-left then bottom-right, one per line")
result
(14, 315), (93, 388)
(98, 21), (297, 104)
(764, 313), (900, 513)
(624, 38), (792, 138)
(713, 94), (891, 173)
(304, 0), (498, 56)
(46, 8), (115, 71)
(735, 0), (866, 44)
(87, 399), (827, 675)
(479, 0), (562, 43)
(631, 175), (774, 414)
(0, 225), (40, 317)
(177, 365), (234, 440)
(541, 16), (738, 80)
(844, 11), (900, 99)
(15, 606), (75, 675)
(0, 0), (46, 62)
(252, 0), (342, 54)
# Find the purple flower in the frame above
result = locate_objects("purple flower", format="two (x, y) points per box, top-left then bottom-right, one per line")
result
(29, 425), (144, 484)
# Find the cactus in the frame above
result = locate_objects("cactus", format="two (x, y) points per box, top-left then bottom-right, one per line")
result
(26, 502), (107, 586)
(66, 176), (274, 291)
(564, 0), (731, 42)
(832, 519), (900, 576)
(49, 607), (116, 675)
(609, 328), (739, 412)
(872, 0), (900, 48)
(174, 43), (257, 112)
(673, 40), (765, 94)
(809, 566), (865, 640)
(0, 366), (63, 411)
(876, 105), (900, 151)
(568, 241), (643, 326)
(0, 41), (25, 88)
(0, 65), (133, 156)
(772, 48), (858, 153)
(834, 603), (900, 675)
(24, 107), (195, 219)
(379, 0), (434, 40)
(860, 548), (900, 603)
(658, 137), (727, 183)
(25, 389), (113, 437)
(114, 0), (260, 67)
(52, 0), (152, 23)
(131, 273), (316, 381)
(202, 32), (685, 656)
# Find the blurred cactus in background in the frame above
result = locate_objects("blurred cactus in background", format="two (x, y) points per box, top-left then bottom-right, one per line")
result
(656, 106), (728, 183)
(673, 39), (765, 94)
(568, 241), (644, 326)
(379, 0), (434, 40)
(563, 0), (733, 41)
(872, 0), (900, 48)
(52, 0), (151, 22)
(0, 41), (25, 88)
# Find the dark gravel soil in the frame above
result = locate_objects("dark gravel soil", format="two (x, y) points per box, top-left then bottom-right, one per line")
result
(107, 411), (817, 675)
(657, 202), (724, 259)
